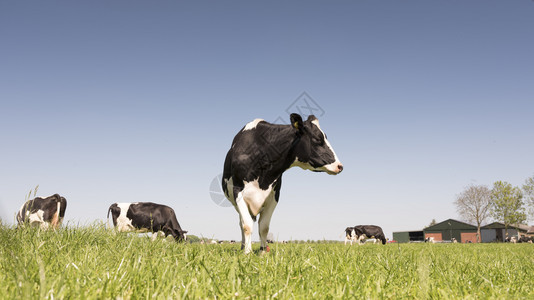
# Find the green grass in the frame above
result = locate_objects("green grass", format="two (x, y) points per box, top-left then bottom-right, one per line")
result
(1, 224), (533, 299)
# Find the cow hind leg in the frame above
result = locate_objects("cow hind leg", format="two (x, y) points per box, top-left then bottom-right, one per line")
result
(235, 191), (254, 254)
(258, 193), (277, 252)
(151, 231), (167, 242)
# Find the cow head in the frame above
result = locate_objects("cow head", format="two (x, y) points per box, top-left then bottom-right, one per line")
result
(290, 113), (343, 175)
(176, 230), (188, 242)
(345, 227), (353, 238)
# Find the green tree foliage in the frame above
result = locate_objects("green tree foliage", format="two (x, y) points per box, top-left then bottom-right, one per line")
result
(490, 181), (526, 237)
(522, 175), (534, 219)
(454, 185), (492, 242)
(186, 234), (201, 243)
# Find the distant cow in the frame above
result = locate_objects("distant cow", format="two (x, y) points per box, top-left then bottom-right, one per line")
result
(107, 202), (187, 242)
(352, 225), (387, 245)
(222, 113), (343, 254)
(17, 194), (67, 230)
(425, 237), (436, 243)
(505, 236), (518, 243)
(518, 236), (533, 243)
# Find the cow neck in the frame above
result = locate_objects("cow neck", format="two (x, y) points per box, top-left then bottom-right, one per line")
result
(250, 124), (301, 190)
(266, 126), (301, 175)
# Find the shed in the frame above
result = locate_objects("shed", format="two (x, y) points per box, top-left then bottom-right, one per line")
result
(423, 219), (478, 243)
(392, 231), (424, 243)
(481, 222), (529, 242)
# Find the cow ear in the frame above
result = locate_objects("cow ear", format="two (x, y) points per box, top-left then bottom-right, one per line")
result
(290, 113), (304, 133)
(307, 115), (317, 122)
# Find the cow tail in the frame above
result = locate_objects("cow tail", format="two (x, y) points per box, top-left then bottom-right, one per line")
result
(50, 196), (61, 229)
(56, 200), (61, 225)
(107, 206), (112, 229)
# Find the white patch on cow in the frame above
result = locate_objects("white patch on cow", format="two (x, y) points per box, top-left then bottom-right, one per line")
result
(224, 177), (235, 202)
(311, 119), (342, 174)
(242, 179), (273, 216)
(290, 157), (314, 171)
(27, 210), (49, 229)
(243, 119), (264, 131)
(151, 231), (166, 241)
(116, 203), (134, 232)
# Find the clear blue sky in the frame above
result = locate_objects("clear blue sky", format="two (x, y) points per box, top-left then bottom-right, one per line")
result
(1, 1), (533, 241)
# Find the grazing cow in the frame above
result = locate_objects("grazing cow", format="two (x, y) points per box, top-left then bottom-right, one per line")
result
(505, 236), (518, 243)
(222, 114), (343, 253)
(352, 225), (387, 245)
(17, 194), (67, 230)
(518, 236), (533, 243)
(425, 237), (435, 243)
(107, 202), (187, 242)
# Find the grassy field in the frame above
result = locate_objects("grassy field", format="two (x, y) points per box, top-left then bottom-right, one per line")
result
(1, 224), (533, 299)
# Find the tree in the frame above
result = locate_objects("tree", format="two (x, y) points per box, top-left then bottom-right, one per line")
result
(454, 184), (492, 242)
(428, 219), (437, 227)
(490, 181), (526, 238)
(522, 175), (534, 220)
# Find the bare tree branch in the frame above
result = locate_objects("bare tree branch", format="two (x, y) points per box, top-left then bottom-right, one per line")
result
(454, 184), (492, 242)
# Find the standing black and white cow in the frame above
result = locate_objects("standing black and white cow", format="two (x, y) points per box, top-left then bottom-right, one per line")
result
(222, 113), (343, 253)
(107, 202), (187, 242)
(17, 194), (67, 229)
(351, 225), (387, 245)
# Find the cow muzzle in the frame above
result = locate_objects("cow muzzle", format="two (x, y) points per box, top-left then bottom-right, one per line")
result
(325, 162), (343, 175)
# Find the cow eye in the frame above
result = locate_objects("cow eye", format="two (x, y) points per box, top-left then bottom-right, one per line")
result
(312, 136), (324, 145)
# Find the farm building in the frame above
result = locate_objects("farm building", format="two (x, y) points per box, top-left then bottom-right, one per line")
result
(393, 219), (533, 243)
(480, 222), (529, 242)
(392, 230), (424, 243)
(423, 219), (478, 243)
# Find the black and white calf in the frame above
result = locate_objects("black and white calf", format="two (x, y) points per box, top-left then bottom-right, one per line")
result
(107, 202), (187, 242)
(17, 194), (67, 229)
(222, 113), (343, 253)
(348, 225), (387, 245)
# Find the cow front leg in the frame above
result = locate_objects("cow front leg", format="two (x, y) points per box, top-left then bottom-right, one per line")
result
(235, 191), (254, 254)
(162, 225), (178, 240)
(258, 193), (277, 252)
(238, 217), (245, 250)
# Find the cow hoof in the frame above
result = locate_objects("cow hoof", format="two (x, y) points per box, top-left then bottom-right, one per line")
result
(260, 245), (270, 253)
